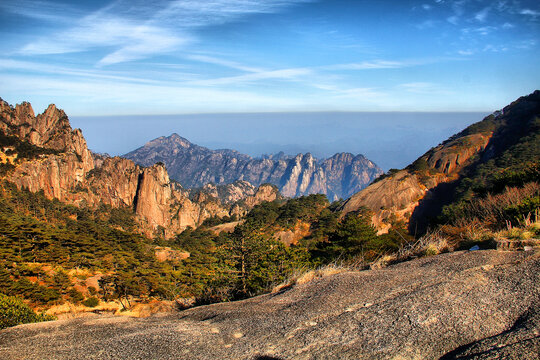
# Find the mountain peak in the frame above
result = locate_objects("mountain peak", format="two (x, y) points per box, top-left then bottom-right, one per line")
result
(124, 135), (382, 199)
(168, 133), (184, 140)
(145, 133), (193, 149)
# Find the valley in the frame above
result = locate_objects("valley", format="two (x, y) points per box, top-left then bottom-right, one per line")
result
(0, 91), (539, 359)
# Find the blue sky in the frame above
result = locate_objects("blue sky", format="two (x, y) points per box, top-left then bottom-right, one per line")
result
(0, 0), (538, 115)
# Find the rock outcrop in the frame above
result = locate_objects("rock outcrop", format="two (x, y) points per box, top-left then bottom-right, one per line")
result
(341, 90), (540, 234)
(340, 133), (491, 234)
(0, 99), (278, 238)
(1, 250), (538, 359)
(124, 134), (382, 200)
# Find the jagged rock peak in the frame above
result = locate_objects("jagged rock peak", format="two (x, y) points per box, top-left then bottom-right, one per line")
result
(125, 135), (382, 200)
(0, 100), (94, 169)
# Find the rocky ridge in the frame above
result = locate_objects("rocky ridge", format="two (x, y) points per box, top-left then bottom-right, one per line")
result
(341, 90), (540, 234)
(124, 133), (383, 200)
(0, 99), (279, 238)
(1, 250), (538, 359)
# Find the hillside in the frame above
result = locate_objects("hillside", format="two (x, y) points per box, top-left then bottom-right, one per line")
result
(0, 99), (279, 238)
(341, 90), (540, 234)
(1, 92), (539, 354)
(124, 134), (382, 200)
(1, 250), (538, 359)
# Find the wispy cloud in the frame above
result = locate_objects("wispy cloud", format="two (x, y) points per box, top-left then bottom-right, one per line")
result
(0, 73), (312, 114)
(188, 67), (312, 86)
(14, 0), (313, 66)
(0, 58), (196, 84)
(461, 26), (497, 36)
(520, 8), (540, 17)
(185, 54), (264, 73)
(416, 20), (436, 30)
(310, 83), (388, 104)
(483, 44), (508, 52)
(18, 13), (190, 66)
(324, 60), (410, 71)
(153, 0), (314, 27)
(0, 0), (83, 23)
(474, 7), (490, 22)
(516, 39), (537, 49)
(457, 49), (474, 56)
(447, 16), (459, 25)
(398, 82), (450, 95)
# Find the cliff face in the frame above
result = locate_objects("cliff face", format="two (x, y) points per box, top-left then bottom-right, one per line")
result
(124, 134), (382, 200)
(341, 133), (492, 234)
(341, 90), (540, 234)
(0, 99), (278, 238)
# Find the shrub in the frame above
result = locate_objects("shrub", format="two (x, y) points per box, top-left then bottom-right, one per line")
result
(0, 293), (55, 330)
(442, 182), (540, 229)
(68, 288), (84, 303)
(82, 297), (99, 308)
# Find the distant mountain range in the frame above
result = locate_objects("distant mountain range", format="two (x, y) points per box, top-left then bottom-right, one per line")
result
(124, 134), (383, 200)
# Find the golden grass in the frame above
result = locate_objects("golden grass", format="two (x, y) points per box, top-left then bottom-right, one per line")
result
(45, 300), (176, 319)
(271, 263), (351, 293)
(45, 301), (120, 319)
(119, 301), (176, 318)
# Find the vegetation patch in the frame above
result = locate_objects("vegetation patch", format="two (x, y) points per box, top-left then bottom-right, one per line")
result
(0, 293), (55, 329)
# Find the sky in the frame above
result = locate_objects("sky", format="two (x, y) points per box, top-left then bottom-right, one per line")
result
(71, 111), (486, 170)
(0, 0), (539, 169)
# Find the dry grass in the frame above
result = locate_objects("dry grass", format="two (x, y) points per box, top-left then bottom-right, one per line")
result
(269, 212), (540, 292)
(67, 267), (93, 279)
(397, 230), (453, 258)
(119, 300), (176, 318)
(272, 262), (352, 293)
(45, 300), (176, 319)
(45, 301), (121, 319)
(456, 182), (539, 227)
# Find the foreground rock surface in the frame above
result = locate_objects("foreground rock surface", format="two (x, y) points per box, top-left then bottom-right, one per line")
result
(1, 250), (538, 359)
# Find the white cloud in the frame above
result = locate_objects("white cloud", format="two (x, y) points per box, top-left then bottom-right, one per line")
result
(0, 58), (196, 84)
(153, 0), (313, 27)
(97, 25), (188, 66)
(458, 49), (474, 56)
(325, 60), (409, 71)
(0, 73), (309, 114)
(416, 20), (436, 29)
(462, 26), (497, 36)
(398, 82), (450, 95)
(185, 54), (264, 73)
(16, 0), (313, 66)
(520, 9), (540, 17)
(515, 39), (537, 49)
(483, 44), (508, 52)
(19, 13), (190, 67)
(331, 87), (384, 99)
(0, 0), (83, 23)
(188, 67), (312, 86)
(447, 16), (459, 25)
(474, 7), (490, 22)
